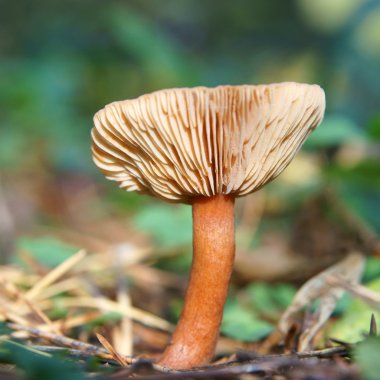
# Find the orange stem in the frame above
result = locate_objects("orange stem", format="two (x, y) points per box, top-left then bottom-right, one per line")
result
(159, 195), (235, 369)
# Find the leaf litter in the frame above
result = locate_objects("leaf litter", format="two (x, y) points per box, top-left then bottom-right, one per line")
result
(0, 188), (379, 379)
(277, 252), (365, 352)
(0, 242), (376, 380)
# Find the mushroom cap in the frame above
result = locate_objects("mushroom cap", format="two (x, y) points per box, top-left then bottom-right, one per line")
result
(92, 82), (325, 203)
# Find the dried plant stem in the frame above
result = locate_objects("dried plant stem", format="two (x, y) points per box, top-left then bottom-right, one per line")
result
(26, 249), (86, 300)
(8, 323), (119, 359)
(159, 195), (235, 369)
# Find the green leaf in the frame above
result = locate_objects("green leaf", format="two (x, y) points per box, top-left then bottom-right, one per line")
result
(246, 282), (297, 317)
(107, 6), (197, 87)
(329, 278), (380, 343)
(155, 251), (192, 273)
(134, 203), (192, 247)
(305, 115), (363, 148)
(355, 337), (380, 380)
(105, 187), (148, 212)
(332, 293), (353, 315)
(367, 115), (380, 141)
(334, 176), (380, 231)
(15, 236), (79, 268)
(0, 322), (12, 336)
(328, 161), (380, 187)
(0, 340), (85, 380)
(363, 257), (380, 283)
(221, 299), (273, 342)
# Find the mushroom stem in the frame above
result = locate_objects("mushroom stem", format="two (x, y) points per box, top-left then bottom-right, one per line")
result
(159, 194), (235, 369)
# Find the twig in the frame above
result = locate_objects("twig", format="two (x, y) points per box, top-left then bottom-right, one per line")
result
(109, 360), (278, 379)
(7, 323), (168, 372)
(236, 345), (350, 362)
(31, 345), (119, 364)
(112, 246), (133, 356)
(97, 333), (130, 366)
(7, 321), (355, 379)
(33, 277), (85, 300)
(326, 275), (380, 311)
(109, 350), (354, 380)
(0, 278), (61, 335)
(38, 296), (173, 332)
(8, 323), (115, 358)
(26, 249), (87, 300)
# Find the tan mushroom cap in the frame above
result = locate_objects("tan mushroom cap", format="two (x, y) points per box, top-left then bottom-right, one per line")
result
(92, 82), (325, 203)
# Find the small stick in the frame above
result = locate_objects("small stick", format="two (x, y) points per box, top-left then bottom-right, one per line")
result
(34, 277), (85, 300)
(0, 308), (30, 326)
(26, 250), (87, 300)
(112, 247), (133, 356)
(0, 278), (61, 335)
(111, 350), (354, 380)
(40, 296), (173, 332)
(32, 345), (119, 363)
(8, 323), (168, 372)
(96, 333), (130, 366)
(8, 323), (115, 358)
(326, 275), (380, 310)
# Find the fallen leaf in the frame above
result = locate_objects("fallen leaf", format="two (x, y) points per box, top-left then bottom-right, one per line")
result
(277, 252), (365, 351)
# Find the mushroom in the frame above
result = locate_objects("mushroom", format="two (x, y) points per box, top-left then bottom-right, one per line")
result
(91, 83), (325, 369)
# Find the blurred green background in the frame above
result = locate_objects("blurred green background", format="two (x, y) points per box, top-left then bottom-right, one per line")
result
(0, 0), (379, 263)
(0, 2), (380, 376)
